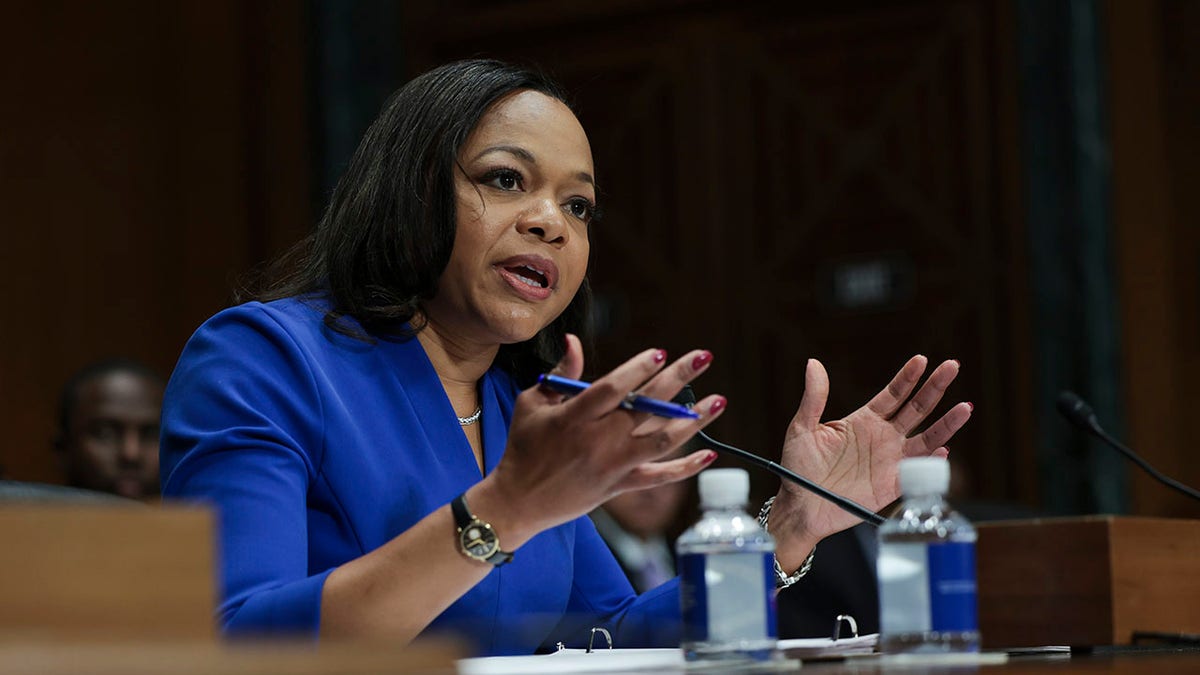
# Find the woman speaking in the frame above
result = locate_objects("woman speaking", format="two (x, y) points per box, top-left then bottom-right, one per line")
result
(160, 59), (970, 655)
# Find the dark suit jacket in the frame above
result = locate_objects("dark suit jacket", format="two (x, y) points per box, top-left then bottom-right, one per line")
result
(775, 523), (878, 638)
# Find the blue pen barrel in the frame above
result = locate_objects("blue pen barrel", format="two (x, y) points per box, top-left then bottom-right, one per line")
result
(537, 374), (699, 419)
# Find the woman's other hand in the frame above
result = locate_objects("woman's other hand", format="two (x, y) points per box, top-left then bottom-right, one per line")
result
(768, 357), (972, 571)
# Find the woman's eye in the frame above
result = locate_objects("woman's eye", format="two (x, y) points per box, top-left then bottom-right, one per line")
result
(566, 198), (596, 223)
(482, 169), (523, 191)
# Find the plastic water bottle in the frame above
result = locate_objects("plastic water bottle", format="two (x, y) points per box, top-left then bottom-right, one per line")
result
(677, 468), (778, 662)
(877, 457), (980, 653)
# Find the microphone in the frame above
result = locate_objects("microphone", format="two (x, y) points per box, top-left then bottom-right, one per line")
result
(1056, 391), (1200, 502)
(674, 386), (886, 526)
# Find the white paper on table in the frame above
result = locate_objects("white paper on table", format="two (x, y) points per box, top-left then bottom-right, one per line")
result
(457, 636), (877, 674)
(776, 633), (878, 658)
(457, 648), (683, 675)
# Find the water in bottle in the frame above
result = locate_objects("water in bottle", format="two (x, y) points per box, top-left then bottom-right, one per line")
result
(877, 456), (980, 653)
(677, 468), (778, 663)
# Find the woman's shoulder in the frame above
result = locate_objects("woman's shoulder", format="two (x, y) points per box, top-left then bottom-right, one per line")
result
(170, 297), (342, 379)
(190, 296), (353, 350)
(203, 295), (326, 330)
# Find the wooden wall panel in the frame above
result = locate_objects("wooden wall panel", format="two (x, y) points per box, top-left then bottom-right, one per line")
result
(0, 2), (310, 484)
(5, 0), (1187, 519)
(1160, 0), (1200, 517)
(1107, 0), (1200, 518)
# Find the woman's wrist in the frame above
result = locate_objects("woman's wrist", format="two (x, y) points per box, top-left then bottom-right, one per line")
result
(463, 476), (541, 553)
(766, 489), (821, 573)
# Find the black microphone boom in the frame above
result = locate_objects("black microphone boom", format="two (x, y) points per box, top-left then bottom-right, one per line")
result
(1056, 391), (1200, 503)
(695, 430), (887, 526)
(675, 386), (886, 526)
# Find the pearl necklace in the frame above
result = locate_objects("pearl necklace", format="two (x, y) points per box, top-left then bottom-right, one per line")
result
(458, 407), (482, 426)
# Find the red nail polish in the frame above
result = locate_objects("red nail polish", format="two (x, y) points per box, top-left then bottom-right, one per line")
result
(709, 396), (726, 415)
(692, 350), (713, 371)
(953, 359), (962, 368)
(702, 450), (718, 465)
(653, 349), (667, 363)
(966, 402), (975, 412)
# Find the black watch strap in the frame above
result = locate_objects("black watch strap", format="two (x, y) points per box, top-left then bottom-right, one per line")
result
(451, 493), (513, 566)
(450, 493), (473, 529)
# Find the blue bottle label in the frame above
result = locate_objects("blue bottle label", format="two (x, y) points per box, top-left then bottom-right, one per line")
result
(926, 541), (977, 632)
(679, 553), (709, 642)
(679, 552), (776, 644)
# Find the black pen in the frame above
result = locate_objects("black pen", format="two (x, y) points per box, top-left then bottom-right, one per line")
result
(537, 374), (701, 419)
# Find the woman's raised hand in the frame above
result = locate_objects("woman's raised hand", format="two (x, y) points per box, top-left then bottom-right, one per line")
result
(767, 356), (972, 569)
(485, 334), (724, 542)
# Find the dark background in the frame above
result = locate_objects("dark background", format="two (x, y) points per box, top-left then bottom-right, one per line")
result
(1, 0), (1196, 519)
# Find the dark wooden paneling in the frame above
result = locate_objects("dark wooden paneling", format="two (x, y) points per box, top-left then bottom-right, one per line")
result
(401, 1), (1031, 507)
(0, 2), (310, 483)
(1161, 0), (1200, 517)
(6, 0), (1188, 519)
(1107, 0), (1200, 518)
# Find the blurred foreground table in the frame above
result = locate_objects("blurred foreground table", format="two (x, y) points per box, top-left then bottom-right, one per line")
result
(4, 643), (1200, 675)
(3, 506), (1197, 673)
(0, 640), (462, 675)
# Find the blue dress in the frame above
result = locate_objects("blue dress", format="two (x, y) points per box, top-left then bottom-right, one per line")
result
(160, 298), (680, 655)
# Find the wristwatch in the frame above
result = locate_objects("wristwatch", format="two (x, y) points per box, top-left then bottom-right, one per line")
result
(451, 493), (513, 566)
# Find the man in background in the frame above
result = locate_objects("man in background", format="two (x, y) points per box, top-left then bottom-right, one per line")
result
(54, 358), (164, 501)
(591, 472), (692, 593)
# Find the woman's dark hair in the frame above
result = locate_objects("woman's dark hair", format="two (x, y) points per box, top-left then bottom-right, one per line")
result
(248, 59), (592, 384)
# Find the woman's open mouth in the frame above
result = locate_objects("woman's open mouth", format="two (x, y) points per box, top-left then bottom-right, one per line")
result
(495, 254), (558, 301)
(504, 264), (548, 289)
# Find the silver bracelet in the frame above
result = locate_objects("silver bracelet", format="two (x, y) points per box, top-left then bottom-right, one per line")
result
(757, 496), (816, 590)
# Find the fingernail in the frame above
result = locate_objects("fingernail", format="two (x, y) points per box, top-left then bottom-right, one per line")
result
(966, 401), (975, 412)
(653, 349), (667, 363)
(692, 350), (713, 371)
(708, 396), (726, 415)
(700, 450), (718, 465)
(953, 359), (962, 368)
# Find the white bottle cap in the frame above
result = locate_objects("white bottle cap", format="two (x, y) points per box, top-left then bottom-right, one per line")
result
(899, 457), (950, 496)
(698, 468), (750, 508)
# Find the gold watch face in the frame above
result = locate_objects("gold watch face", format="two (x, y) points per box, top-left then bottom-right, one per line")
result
(460, 521), (500, 560)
